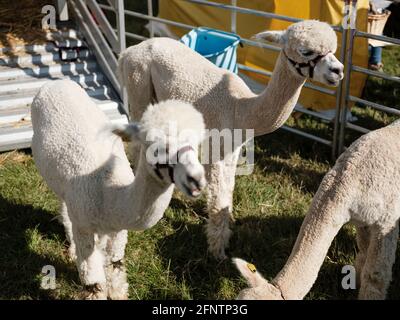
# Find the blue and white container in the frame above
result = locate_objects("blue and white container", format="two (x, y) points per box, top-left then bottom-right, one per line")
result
(180, 27), (241, 74)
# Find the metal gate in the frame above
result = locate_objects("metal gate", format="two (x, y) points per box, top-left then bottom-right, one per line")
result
(71, 0), (400, 159)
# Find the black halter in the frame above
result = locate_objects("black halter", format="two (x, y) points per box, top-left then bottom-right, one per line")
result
(283, 50), (330, 78)
(153, 145), (194, 183)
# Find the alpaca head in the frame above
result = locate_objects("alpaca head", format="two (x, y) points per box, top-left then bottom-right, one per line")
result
(114, 100), (207, 198)
(233, 258), (283, 300)
(253, 20), (344, 86)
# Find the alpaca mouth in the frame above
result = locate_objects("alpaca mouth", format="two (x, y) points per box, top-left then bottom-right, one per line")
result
(183, 183), (202, 198)
(325, 76), (339, 87)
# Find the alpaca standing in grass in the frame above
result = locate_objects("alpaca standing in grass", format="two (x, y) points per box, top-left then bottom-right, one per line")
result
(118, 20), (344, 259)
(31, 80), (206, 299)
(234, 121), (400, 300)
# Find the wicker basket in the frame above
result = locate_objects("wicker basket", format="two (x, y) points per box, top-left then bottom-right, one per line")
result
(368, 10), (391, 46)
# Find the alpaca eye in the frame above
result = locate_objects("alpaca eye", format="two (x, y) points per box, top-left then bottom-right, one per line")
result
(301, 50), (315, 56)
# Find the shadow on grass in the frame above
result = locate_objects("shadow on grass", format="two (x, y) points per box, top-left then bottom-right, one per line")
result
(155, 211), (372, 300)
(0, 195), (77, 299)
(255, 130), (332, 164)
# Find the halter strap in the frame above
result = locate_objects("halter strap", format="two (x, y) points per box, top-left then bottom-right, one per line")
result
(153, 145), (195, 183)
(283, 50), (330, 78)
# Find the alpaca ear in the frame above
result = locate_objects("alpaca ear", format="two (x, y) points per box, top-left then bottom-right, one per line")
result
(112, 122), (142, 142)
(233, 258), (268, 287)
(252, 30), (287, 46)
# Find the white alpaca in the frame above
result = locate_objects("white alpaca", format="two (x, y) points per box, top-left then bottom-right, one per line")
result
(234, 120), (400, 300)
(118, 20), (344, 259)
(31, 80), (207, 299)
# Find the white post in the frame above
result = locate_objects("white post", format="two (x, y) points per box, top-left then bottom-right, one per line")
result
(56, 0), (69, 21)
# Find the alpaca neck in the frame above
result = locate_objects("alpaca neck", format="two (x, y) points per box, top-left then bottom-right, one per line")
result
(235, 52), (306, 136)
(111, 151), (174, 231)
(271, 190), (349, 299)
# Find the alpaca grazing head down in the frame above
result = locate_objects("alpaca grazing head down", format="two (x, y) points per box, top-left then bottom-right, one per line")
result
(233, 258), (283, 300)
(113, 100), (207, 198)
(253, 20), (344, 86)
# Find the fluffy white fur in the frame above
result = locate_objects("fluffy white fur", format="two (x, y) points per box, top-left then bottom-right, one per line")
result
(118, 20), (344, 259)
(31, 80), (206, 299)
(235, 120), (400, 300)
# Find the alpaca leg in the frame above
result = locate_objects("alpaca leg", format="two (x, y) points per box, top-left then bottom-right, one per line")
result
(354, 225), (370, 286)
(73, 228), (108, 300)
(358, 222), (399, 300)
(105, 230), (129, 300)
(206, 149), (240, 260)
(59, 201), (76, 261)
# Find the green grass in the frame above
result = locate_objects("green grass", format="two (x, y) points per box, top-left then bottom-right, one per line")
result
(0, 1), (399, 300)
(0, 120), (399, 299)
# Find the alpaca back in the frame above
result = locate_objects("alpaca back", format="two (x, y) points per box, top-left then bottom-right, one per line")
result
(31, 80), (129, 198)
(340, 125), (400, 225)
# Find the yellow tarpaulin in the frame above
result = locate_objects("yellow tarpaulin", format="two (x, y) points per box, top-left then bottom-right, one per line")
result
(159, 0), (369, 111)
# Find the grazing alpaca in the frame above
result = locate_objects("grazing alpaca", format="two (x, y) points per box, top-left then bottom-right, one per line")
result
(118, 20), (344, 259)
(31, 80), (206, 299)
(234, 120), (400, 300)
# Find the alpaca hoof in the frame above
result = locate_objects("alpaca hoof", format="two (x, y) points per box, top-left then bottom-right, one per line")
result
(358, 289), (386, 300)
(82, 283), (108, 300)
(106, 261), (129, 300)
(209, 245), (228, 260)
(358, 284), (386, 300)
(206, 218), (232, 260)
(68, 246), (77, 262)
(108, 285), (129, 300)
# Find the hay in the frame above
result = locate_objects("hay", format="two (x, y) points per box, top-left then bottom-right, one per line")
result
(0, 0), (56, 51)
(0, 150), (30, 167)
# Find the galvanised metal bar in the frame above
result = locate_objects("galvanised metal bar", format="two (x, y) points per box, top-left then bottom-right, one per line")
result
(345, 122), (370, 134)
(86, 0), (119, 53)
(99, 3), (115, 11)
(123, 8), (196, 31)
(355, 30), (400, 46)
(184, 0), (302, 24)
(230, 0), (237, 34)
(107, 0), (116, 9)
(241, 38), (281, 53)
(184, 0), (342, 31)
(116, 0), (126, 54)
(56, 0), (69, 21)
(125, 32), (149, 41)
(352, 65), (400, 83)
(349, 96), (400, 116)
(115, 0), (128, 116)
(101, 3), (195, 32)
(338, 0), (358, 154)
(70, 0), (120, 96)
(294, 105), (334, 122)
(147, 0), (154, 38)
(281, 125), (333, 146)
(332, 4), (349, 159)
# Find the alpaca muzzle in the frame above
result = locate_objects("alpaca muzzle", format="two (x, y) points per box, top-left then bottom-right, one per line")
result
(283, 50), (331, 79)
(152, 145), (195, 183)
